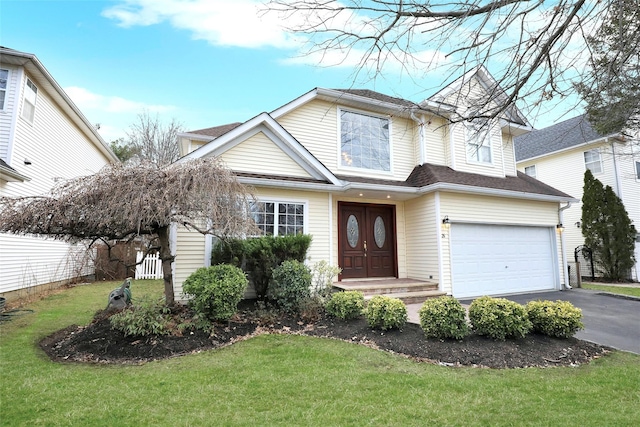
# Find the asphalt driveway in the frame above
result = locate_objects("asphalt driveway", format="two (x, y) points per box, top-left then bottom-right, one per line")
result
(464, 289), (640, 354)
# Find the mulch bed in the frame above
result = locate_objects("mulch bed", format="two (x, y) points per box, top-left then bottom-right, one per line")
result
(39, 301), (609, 369)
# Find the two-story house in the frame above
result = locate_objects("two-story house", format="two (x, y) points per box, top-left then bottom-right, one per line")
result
(173, 67), (574, 302)
(515, 115), (640, 281)
(0, 47), (119, 300)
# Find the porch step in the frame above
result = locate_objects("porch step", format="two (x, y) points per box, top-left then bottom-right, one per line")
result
(333, 278), (446, 305)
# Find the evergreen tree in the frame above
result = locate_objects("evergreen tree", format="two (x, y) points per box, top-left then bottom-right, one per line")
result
(581, 169), (636, 281)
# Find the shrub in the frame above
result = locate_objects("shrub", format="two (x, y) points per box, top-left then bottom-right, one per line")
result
(211, 234), (312, 300)
(110, 296), (171, 337)
(364, 295), (407, 330)
(468, 296), (532, 340)
(268, 260), (312, 314)
(299, 296), (325, 323)
(310, 261), (341, 301)
(182, 264), (248, 321)
(325, 291), (365, 320)
(526, 300), (584, 338)
(418, 296), (469, 340)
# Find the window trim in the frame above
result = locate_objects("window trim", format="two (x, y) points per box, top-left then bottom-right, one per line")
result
(337, 107), (393, 174)
(524, 165), (537, 178)
(464, 119), (493, 165)
(21, 77), (37, 123)
(635, 160), (640, 181)
(250, 199), (308, 237)
(584, 149), (603, 174)
(0, 68), (8, 111)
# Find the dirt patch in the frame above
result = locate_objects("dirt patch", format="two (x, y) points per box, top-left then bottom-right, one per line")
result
(39, 301), (609, 368)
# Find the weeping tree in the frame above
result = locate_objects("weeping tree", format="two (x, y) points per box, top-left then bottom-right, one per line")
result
(0, 158), (257, 304)
(581, 169), (636, 281)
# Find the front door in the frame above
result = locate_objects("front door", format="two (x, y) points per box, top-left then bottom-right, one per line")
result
(338, 202), (396, 279)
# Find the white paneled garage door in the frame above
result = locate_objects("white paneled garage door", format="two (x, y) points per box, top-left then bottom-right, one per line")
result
(450, 224), (558, 298)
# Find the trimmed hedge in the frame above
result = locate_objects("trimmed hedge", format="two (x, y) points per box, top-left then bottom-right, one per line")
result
(211, 234), (312, 300)
(468, 296), (532, 340)
(325, 291), (365, 320)
(526, 300), (584, 338)
(364, 295), (407, 331)
(268, 260), (312, 314)
(418, 296), (469, 340)
(182, 264), (248, 321)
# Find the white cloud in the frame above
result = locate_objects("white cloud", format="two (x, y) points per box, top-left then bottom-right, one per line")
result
(102, 0), (299, 49)
(65, 86), (175, 114)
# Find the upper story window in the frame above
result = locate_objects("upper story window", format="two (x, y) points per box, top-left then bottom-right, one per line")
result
(251, 201), (305, 236)
(340, 109), (390, 171)
(465, 119), (492, 164)
(21, 78), (37, 123)
(0, 69), (8, 110)
(584, 149), (603, 174)
(524, 165), (537, 178)
(635, 160), (640, 180)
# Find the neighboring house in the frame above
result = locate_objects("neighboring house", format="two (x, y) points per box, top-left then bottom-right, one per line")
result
(515, 115), (640, 281)
(173, 67), (575, 302)
(0, 47), (119, 300)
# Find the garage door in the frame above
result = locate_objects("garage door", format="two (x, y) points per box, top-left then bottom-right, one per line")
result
(450, 224), (557, 298)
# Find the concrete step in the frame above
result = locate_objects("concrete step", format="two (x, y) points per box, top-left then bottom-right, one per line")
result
(364, 290), (447, 305)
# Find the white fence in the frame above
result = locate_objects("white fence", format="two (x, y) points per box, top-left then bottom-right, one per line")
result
(135, 251), (163, 280)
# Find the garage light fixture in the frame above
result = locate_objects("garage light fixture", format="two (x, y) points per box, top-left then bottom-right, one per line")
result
(556, 223), (564, 233)
(575, 221), (581, 228)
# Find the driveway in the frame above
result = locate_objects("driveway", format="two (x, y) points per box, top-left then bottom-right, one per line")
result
(466, 289), (640, 354)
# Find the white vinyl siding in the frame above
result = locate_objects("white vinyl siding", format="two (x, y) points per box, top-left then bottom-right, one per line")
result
(172, 226), (208, 300)
(404, 194), (440, 282)
(21, 78), (37, 123)
(218, 131), (311, 178)
(450, 121), (505, 177)
(0, 69), (114, 294)
(584, 149), (603, 174)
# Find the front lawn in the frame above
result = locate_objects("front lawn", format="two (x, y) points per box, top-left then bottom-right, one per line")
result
(581, 282), (640, 298)
(1, 280), (639, 426)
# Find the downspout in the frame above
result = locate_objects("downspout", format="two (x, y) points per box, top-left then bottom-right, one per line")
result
(410, 111), (426, 164)
(559, 202), (572, 290)
(610, 140), (623, 198)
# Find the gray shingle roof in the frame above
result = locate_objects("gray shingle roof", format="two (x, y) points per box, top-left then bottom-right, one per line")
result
(332, 89), (420, 109)
(514, 115), (616, 161)
(187, 122), (243, 139)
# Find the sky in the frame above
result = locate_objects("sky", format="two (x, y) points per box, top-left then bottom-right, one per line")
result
(1, 0), (588, 144)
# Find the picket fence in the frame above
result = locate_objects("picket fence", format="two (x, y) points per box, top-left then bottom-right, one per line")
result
(134, 251), (163, 280)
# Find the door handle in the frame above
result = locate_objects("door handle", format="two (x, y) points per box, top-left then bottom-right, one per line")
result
(364, 240), (367, 256)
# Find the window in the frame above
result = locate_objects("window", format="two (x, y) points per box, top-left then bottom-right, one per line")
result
(0, 69), (8, 110)
(635, 161), (640, 180)
(21, 78), (37, 122)
(584, 149), (603, 174)
(524, 165), (537, 178)
(251, 201), (305, 236)
(340, 110), (390, 171)
(465, 119), (492, 163)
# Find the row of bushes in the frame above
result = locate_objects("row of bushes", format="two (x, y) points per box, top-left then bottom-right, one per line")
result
(418, 295), (583, 340)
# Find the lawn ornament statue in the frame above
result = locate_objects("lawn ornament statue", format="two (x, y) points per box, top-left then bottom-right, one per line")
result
(107, 277), (132, 310)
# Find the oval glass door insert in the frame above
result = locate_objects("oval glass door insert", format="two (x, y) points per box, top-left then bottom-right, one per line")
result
(347, 215), (359, 248)
(374, 216), (386, 248)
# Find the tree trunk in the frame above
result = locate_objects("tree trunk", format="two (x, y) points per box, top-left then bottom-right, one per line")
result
(157, 225), (175, 305)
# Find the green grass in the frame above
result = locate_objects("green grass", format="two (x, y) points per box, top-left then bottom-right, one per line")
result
(2, 280), (640, 426)
(581, 283), (640, 298)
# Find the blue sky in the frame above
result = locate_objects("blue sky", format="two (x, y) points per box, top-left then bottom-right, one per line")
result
(1, 0), (586, 143)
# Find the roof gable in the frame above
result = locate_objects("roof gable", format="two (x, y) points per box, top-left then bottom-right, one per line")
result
(178, 112), (341, 186)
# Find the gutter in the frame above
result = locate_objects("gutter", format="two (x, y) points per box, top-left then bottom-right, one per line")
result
(558, 202), (572, 290)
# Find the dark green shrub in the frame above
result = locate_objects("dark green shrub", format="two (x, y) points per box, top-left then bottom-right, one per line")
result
(468, 296), (532, 340)
(325, 291), (365, 320)
(268, 260), (312, 314)
(182, 264), (248, 321)
(110, 297), (171, 337)
(526, 300), (584, 338)
(211, 234), (312, 300)
(364, 295), (407, 330)
(419, 296), (469, 340)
